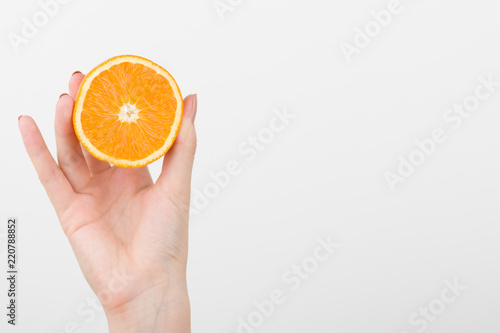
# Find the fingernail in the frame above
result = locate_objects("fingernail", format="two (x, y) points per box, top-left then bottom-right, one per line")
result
(60, 93), (68, 98)
(18, 115), (23, 121)
(192, 94), (198, 122)
(72, 70), (82, 76)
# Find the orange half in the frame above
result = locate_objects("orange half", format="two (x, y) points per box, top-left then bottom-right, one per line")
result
(73, 55), (183, 168)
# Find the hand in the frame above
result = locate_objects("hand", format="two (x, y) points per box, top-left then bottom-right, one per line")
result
(18, 72), (197, 333)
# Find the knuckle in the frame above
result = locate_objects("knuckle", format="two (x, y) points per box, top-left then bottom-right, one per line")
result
(178, 124), (197, 152)
(184, 128), (197, 154)
(169, 182), (187, 202)
(165, 184), (190, 215)
(59, 151), (83, 169)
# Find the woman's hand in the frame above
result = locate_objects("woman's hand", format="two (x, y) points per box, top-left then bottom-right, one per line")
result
(18, 72), (197, 333)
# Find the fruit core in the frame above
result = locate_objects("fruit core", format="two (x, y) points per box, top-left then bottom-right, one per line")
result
(118, 103), (140, 123)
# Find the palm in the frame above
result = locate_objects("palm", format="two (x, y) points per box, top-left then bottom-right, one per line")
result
(19, 72), (197, 314)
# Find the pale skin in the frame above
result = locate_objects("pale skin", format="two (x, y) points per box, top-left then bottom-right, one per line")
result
(18, 72), (197, 333)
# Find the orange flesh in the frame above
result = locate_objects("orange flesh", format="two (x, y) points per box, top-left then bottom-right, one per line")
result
(80, 62), (177, 161)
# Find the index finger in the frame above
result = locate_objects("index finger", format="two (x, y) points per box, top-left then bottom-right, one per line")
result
(19, 116), (76, 214)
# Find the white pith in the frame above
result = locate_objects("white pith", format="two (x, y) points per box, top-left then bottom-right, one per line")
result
(118, 103), (140, 123)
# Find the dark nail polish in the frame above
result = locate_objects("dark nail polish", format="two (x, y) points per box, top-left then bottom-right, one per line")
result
(60, 93), (68, 98)
(72, 71), (82, 76)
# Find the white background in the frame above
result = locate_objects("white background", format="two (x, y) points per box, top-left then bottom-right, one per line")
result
(1, 0), (500, 332)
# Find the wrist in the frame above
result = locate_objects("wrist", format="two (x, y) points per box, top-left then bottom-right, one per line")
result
(105, 281), (190, 333)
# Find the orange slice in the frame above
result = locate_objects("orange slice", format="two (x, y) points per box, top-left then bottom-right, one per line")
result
(73, 55), (183, 168)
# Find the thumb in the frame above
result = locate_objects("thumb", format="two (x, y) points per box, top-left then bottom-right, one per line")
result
(156, 94), (197, 200)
